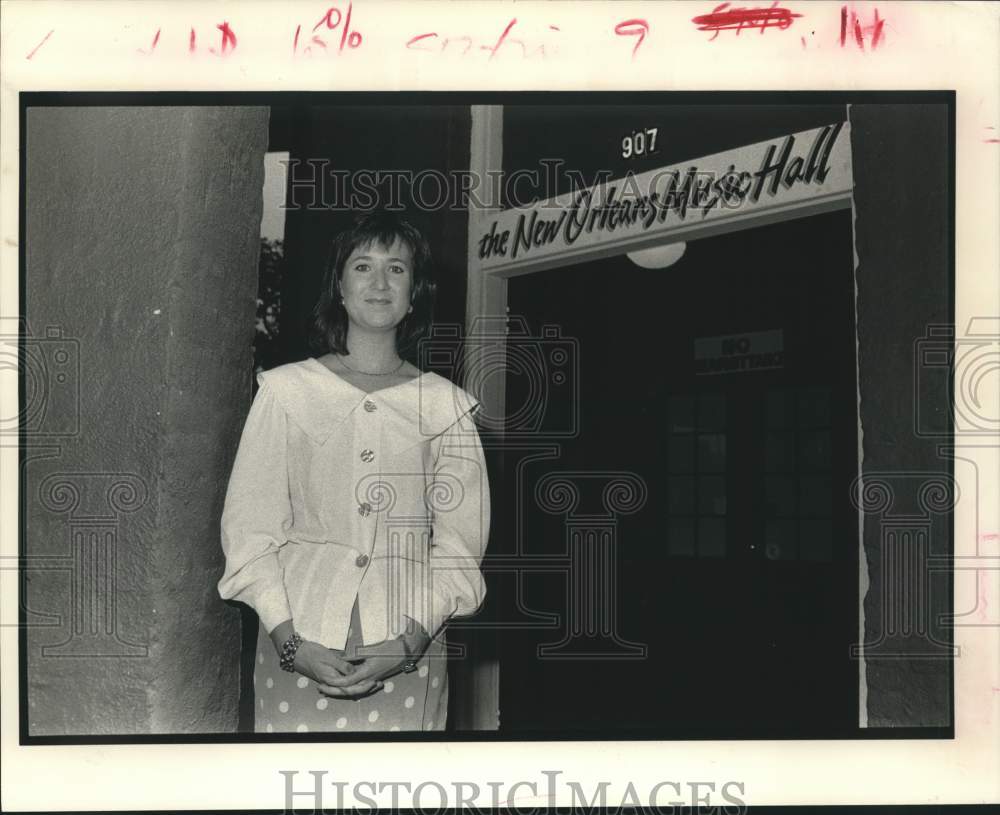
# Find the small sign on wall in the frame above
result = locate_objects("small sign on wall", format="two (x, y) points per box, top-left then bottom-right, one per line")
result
(694, 329), (784, 375)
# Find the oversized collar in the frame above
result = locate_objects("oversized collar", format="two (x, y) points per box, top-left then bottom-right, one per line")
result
(257, 358), (480, 454)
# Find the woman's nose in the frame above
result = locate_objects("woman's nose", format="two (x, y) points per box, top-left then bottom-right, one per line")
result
(372, 267), (389, 289)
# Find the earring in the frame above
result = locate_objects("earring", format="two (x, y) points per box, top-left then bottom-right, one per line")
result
(407, 305), (413, 314)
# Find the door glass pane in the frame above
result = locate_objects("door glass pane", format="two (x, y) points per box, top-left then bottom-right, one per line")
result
(668, 518), (695, 557)
(765, 475), (796, 517)
(667, 395), (695, 433)
(798, 387), (831, 428)
(699, 475), (727, 515)
(667, 476), (696, 514)
(799, 475), (833, 517)
(765, 431), (795, 472)
(697, 433), (727, 473)
(765, 519), (797, 560)
(766, 389), (794, 429)
(667, 434), (694, 473)
(698, 517), (726, 558)
(798, 429), (831, 471)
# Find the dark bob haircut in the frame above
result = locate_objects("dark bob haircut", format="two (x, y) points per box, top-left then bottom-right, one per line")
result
(308, 211), (436, 359)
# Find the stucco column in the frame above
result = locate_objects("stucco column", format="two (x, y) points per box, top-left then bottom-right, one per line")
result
(849, 103), (953, 728)
(24, 106), (268, 735)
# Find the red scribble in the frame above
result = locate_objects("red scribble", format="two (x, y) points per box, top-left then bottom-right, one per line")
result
(406, 32), (439, 51)
(209, 21), (238, 55)
(446, 35), (475, 57)
(984, 139), (1000, 144)
(981, 532), (1000, 542)
(692, 2), (802, 40)
(137, 28), (162, 55)
(407, 19), (553, 60)
(189, 28), (197, 53)
(26, 29), (54, 60)
(615, 18), (649, 58)
(841, 6), (885, 50)
(481, 18), (518, 61)
(312, 4), (362, 51)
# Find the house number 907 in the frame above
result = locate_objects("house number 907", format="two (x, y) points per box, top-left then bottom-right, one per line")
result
(621, 128), (658, 159)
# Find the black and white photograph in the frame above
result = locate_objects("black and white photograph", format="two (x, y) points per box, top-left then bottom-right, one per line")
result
(2, 0), (998, 812)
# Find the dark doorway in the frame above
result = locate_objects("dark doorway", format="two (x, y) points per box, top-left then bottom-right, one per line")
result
(496, 207), (859, 737)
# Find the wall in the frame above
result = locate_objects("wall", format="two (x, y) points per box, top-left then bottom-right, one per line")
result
(24, 106), (269, 735)
(849, 103), (953, 727)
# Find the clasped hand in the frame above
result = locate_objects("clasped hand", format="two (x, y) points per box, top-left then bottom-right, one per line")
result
(294, 638), (414, 700)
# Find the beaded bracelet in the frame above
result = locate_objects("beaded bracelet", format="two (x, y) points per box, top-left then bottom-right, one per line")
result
(278, 631), (304, 673)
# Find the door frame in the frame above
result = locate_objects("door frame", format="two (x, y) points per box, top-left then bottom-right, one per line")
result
(461, 104), (861, 731)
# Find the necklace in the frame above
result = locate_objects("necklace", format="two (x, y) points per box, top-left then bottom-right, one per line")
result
(336, 354), (406, 377)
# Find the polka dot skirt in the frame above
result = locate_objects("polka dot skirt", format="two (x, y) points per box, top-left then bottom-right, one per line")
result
(253, 604), (448, 733)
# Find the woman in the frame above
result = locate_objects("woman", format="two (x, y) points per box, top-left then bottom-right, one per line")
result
(218, 212), (490, 732)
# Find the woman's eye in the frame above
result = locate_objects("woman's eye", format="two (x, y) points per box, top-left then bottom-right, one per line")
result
(354, 263), (370, 272)
(390, 265), (407, 274)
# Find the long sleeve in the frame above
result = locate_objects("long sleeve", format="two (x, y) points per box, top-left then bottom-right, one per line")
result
(217, 377), (294, 634)
(417, 407), (491, 639)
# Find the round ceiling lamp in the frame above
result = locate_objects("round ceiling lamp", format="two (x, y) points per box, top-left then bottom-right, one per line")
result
(626, 241), (687, 269)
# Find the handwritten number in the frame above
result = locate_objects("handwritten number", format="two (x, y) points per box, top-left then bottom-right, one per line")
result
(614, 18), (648, 58)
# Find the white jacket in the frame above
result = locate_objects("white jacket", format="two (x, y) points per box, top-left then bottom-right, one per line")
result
(218, 357), (490, 650)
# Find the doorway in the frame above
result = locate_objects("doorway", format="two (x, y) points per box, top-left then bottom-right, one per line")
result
(496, 207), (858, 736)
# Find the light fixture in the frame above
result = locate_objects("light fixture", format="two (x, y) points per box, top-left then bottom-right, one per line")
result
(626, 241), (687, 269)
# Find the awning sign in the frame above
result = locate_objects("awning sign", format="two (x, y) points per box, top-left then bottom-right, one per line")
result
(694, 330), (784, 375)
(477, 122), (852, 275)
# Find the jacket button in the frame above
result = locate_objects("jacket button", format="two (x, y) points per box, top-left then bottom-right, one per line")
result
(358, 502), (372, 517)
(363, 400), (377, 412)
(360, 448), (375, 463)
(355, 553), (369, 568)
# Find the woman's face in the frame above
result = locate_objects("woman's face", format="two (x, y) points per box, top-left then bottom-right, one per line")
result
(338, 237), (414, 335)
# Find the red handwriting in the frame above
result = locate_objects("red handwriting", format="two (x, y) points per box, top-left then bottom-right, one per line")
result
(615, 19), (649, 59)
(26, 29), (54, 60)
(185, 23), (237, 56)
(983, 128), (999, 145)
(294, 4), (364, 55)
(406, 18), (558, 60)
(840, 6), (884, 49)
(137, 28), (161, 55)
(692, 2), (802, 40)
(211, 22), (238, 55)
(484, 18), (517, 61)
